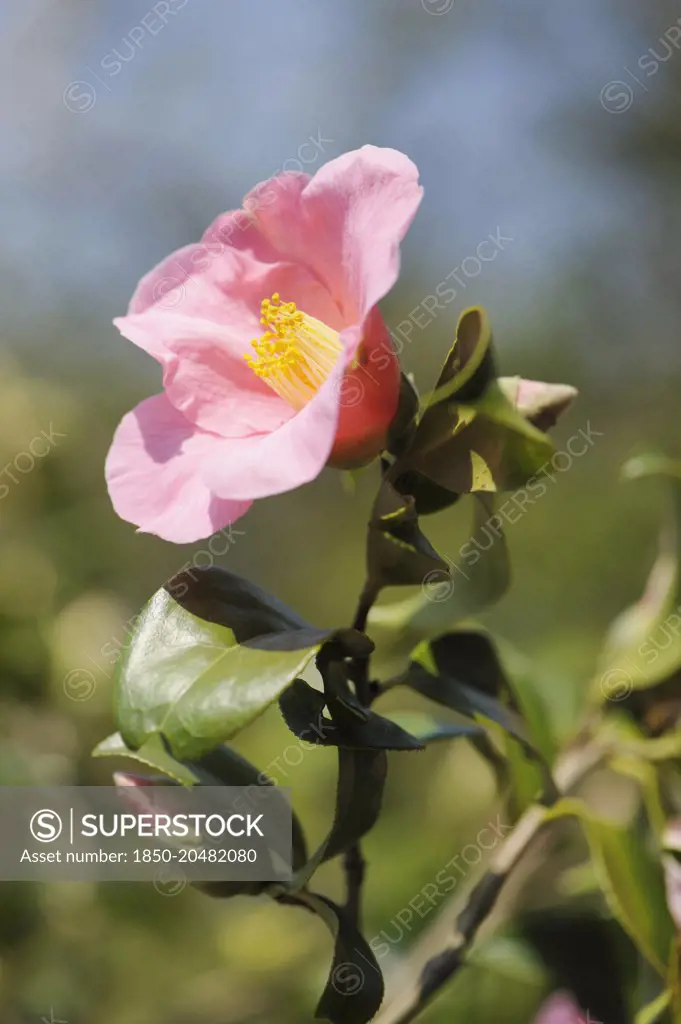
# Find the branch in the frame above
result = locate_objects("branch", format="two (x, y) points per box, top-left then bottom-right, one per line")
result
(374, 740), (605, 1024)
(343, 579), (381, 928)
(350, 580), (379, 705)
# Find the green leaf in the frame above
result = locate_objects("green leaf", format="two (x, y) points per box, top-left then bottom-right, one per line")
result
(426, 306), (496, 405)
(92, 732), (199, 786)
(546, 798), (676, 976)
(595, 455), (681, 700)
(279, 679), (424, 750)
(294, 746), (387, 887)
(368, 493), (510, 643)
(115, 569), (371, 759)
(634, 988), (672, 1024)
(404, 380), (555, 496)
(405, 630), (530, 747)
(600, 715), (681, 763)
(387, 372), (420, 458)
(391, 468), (460, 516)
(382, 710), (484, 744)
(166, 564), (324, 640)
(392, 308), (574, 513)
(366, 478), (449, 590)
(385, 307), (492, 517)
(280, 891), (384, 1024)
(168, 566), (372, 658)
(493, 637), (559, 763)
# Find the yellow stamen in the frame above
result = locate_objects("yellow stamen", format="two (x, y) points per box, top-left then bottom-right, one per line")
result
(245, 293), (343, 410)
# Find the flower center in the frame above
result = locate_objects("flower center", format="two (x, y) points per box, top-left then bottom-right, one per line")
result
(245, 293), (343, 410)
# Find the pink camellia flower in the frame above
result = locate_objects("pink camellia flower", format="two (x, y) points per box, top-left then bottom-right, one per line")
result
(106, 146), (423, 542)
(534, 993), (589, 1024)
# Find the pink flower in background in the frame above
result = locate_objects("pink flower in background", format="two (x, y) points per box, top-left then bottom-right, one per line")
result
(106, 145), (423, 542)
(534, 993), (589, 1024)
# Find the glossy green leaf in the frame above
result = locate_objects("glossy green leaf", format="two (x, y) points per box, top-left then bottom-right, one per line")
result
(280, 891), (384, 1024)
(279, 679), (424, 750)
(165, 564), (313, 638)
(367, 478), (449, 589)
(369, 493), (510, 643)
(595, 455), (681, 700)
(115, 571), (370, 759)
(167, 566), (372, 657)
(546, 798), (676, 976)
(92, 731), (199, 786)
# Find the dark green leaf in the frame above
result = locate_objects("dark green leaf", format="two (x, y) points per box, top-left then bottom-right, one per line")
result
(405, 631), (529, 746)
(429, 306), (496, 404)
(294, 746), (387, 887)
(392, 468), (460, 516)
(382, 710), (484, 744)
(166, 567), (372, 657)
(367, 479), (449, 589)
(394, 308), (574, 505)
(422, 631), (510, 698)
(165, 565), (311, 642)
(189, 747), (308, 873)
(280, 891), (384, 1024)
(404, 381), (554, 496)
(387, 372), (420, 458)
(369, 493), (510, 643)
(279, 679), (424, 751)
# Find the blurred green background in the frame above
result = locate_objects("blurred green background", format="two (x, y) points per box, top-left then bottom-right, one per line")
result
(1, 0), (681, 1020)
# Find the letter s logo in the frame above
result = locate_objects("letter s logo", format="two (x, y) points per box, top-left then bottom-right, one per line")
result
(30, 809), (63, 843)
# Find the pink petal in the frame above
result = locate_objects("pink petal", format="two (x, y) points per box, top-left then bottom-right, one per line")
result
(329, 306), (401, 468)
(115, 312), (291, 438)
(248, 145), (423, 320)
(200, 333), (357, 501)
(534, 993), (588, 1024)
(105, 393), (250, 543)
(506, 377), (578, 430)
(122, 212), (343, 349)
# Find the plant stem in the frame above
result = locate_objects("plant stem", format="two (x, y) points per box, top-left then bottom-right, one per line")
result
(351, 580), (379, 706)
(374, 740), (605, 1024)
(343, 579), (381, 927)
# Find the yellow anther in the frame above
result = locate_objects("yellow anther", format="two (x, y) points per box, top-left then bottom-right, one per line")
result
(245, 294), (343, 410)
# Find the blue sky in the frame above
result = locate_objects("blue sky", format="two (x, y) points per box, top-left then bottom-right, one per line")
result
(0, 0), (666, 354)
